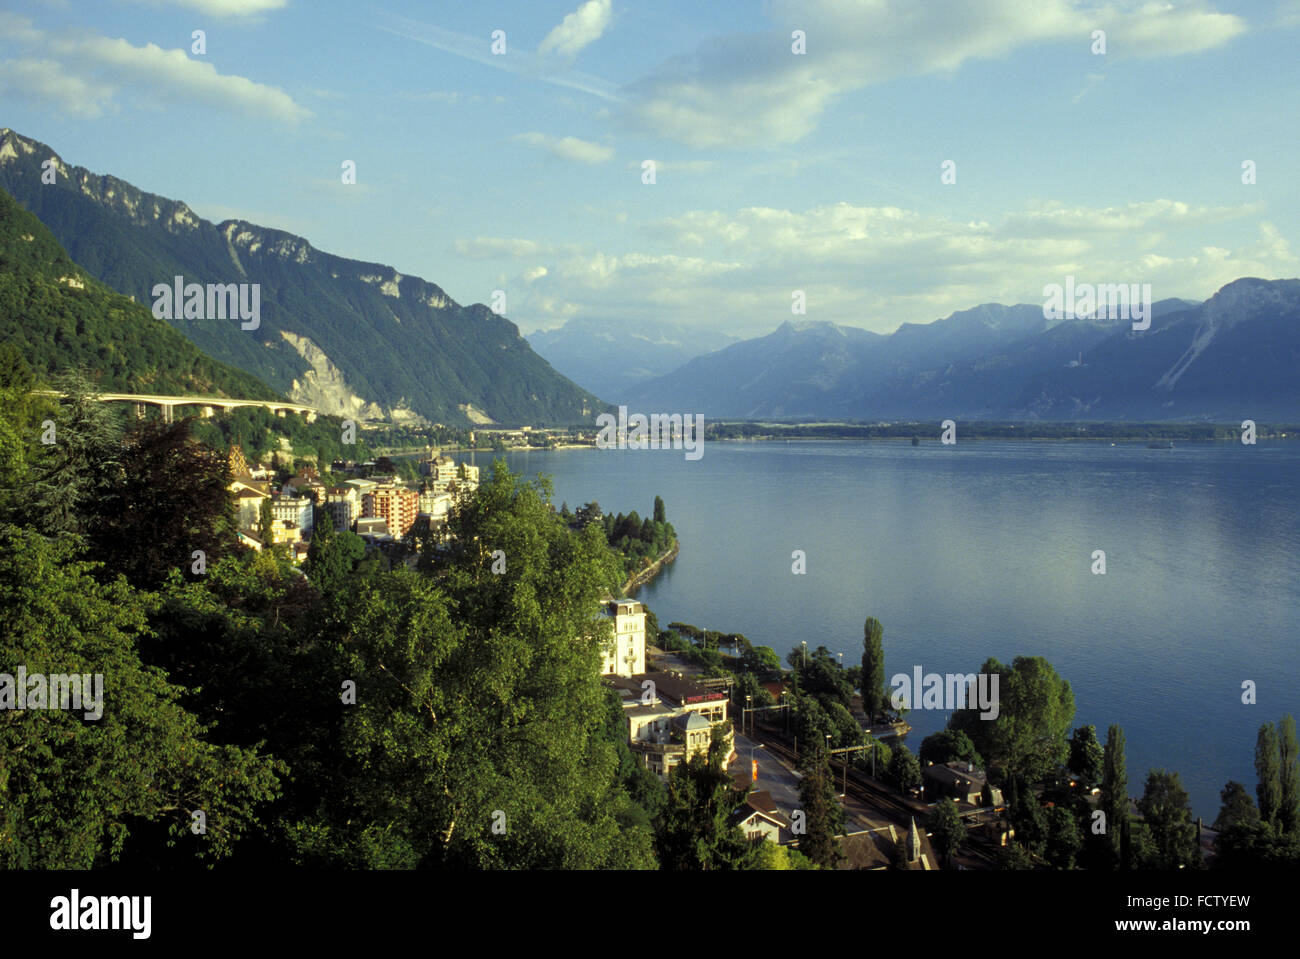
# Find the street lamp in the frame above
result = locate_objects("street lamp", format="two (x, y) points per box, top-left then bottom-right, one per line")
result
(751, 743), (765, 784)
(746, 695), (753, 737)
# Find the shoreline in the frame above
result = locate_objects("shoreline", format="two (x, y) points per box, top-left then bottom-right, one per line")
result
(621, 541), (679, 596)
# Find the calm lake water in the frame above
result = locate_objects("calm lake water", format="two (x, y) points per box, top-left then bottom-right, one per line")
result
(476, 439), (1299, 821)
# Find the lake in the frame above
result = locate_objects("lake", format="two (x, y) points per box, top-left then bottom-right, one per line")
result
(472, 438), (1299, 821)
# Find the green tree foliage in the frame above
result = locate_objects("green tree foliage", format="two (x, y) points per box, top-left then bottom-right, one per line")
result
(751, 841), (819, 870)
(860, 616), (886, 722)
(1137, 770), (1200, 869)
(0, 525), (282, 867)
(653, 495), (665, 524)
(1256, 721), (1282, 827)
(1278, 714), (1299, 835)
(20, 370), (124, 538)
(1068, 725), (1105, 788)
(82, 417), (238, 590)
(304, 510), (368, 601)
(295, 462), (654, 868)
(0, 188), (276, 401)
(927, 798), (966, 866)
(950, 656), (1075, 784)
(1045, 804), (1082, 869)
(920, 729), (982, 769)
(995, 841), (1035, 870)
(888, 742), (922, 794)
(597, 500), (676, 580)
(1214, 781), (1260, 833)
(1100, 724), (1128, 867)
(1009, 783), (1048, 856)
(796, 742), (843, 868)
(655, 735), (756, 870)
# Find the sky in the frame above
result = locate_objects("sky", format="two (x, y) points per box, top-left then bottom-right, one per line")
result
(1, 0), (1297, 338)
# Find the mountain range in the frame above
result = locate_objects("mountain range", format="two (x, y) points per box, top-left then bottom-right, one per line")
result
(526, 316), (739, 403)
(0, 128), (601, 427)
(622, 284), (1300, 421)
(0, 187), (277, 401)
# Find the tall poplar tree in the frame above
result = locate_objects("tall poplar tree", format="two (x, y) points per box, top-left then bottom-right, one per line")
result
(860, 616), (886, 723)
(1101, 724), (1128, 866)
(1256, 721), (1282, 827)
(1279, 714), (1299, 835)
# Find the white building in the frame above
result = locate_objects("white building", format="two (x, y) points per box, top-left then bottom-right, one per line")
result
(598, 599), (646, 677)
(270, 494), (313, 537)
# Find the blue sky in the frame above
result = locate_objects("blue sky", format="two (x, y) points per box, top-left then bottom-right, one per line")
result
(2, 0), (1297, 337)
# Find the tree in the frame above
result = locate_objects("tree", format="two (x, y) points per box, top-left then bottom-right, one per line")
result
(751, 841), (819, 870)
(290, 462), (655, 869)
(21, 369), (124, 538)
(1068, 725), (1104, 788)
(1100, 724), (1128, 867)
(656, 734), (756, 870)
(1045, 805), (1082, 869)
(1279, 714), (1299, 835)
(795, 742), (843, 868)
(1138, 770), (1199, 869)
(1214, 781), (1260, 833)
(0, 524), (282, 867)
(860, 616), (886, 723)
(83, 417), (238, 590)
(1009, 784), (1048, 856)
(888, 743), (922, 795)
(258, 496), (275, 545)
(996, 841), (1035, 870)
(949, 656), (1075, 783)
(927, 798), (965, 866)
(305, 511), (368, 601)
(920, 729), (982, 769)
(653, 495), (666, 524)
(1256, 721), (1282, 827)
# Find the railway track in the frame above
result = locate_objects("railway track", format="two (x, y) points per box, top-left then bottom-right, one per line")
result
(758, 729), (1000, 865)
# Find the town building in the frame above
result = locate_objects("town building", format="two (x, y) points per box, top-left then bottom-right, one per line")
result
(325, 485), (360, 533)
(362, 485), (419, 540)
(420, 453), (480, 497)
(732, 790), (790, 843)
(270, 493), (314, 539)
(923, 760), (1003, 807)
(598, 599), (646, 676)
(608, 670), (734, 779)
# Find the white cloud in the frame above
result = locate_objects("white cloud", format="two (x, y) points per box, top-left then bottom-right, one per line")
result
(538, 0), (612, 59)
(496, 198), (1293, 336)
(514, 131), (613, 164)
(623, 0), (1246, 148)
(0, 57), (114, 117)
(455, 237), (543, 259)
(121, 0), (288, 17)
(0, 15), (310, 123)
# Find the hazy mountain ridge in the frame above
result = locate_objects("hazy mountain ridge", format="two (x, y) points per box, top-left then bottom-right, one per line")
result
(624, 284), (1300, 420)
(0, 128), (602, 426)
(526, 316), (740, 402)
